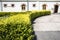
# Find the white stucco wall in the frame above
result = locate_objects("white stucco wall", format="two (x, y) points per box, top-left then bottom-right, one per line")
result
(0, 2), (1, 12)
(2, 2), (27, 12)
(2, 2), (60, 13)
(39, 2), (55, 13)
(29, 2), (60, 13)
(58, 2), (60, 13)
(39, 2), (60, 13)
(29, 2), (55, 12)
(29, 2), (39, 11)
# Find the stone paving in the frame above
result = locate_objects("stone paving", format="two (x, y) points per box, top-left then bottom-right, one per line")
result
(33, 13), (60, 40)
(33, 14), (60, 31)
(35, 31), (60, 40)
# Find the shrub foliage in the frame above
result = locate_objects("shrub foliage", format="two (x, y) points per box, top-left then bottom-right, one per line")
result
(0, 10), (51, 40)
(0, 13), (34, 40)
(30, 10), (51, 21)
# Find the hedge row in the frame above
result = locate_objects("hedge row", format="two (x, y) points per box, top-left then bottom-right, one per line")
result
(0, 12), (31, 20)
(0, 12), (29, 17)
(30, 10), (51, 22)
(0, 13), (34, 40)
(0, 10), (51, 40)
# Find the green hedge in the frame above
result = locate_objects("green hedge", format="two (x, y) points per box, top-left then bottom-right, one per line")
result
(30, 10), (51, 22)
(0, 13), (34, 40)
(0, 12), (31, 20)
(0, 10), (51, 40)
(0, 12), (29, 17)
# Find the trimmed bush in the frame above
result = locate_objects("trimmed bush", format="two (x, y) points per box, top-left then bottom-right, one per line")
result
(30, 10), (51, 21)
(0, 13), (34, 40)
(0, 12), (29, 17)
(0, 10), (51, 40)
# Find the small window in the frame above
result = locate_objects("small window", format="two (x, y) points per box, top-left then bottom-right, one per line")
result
(33, 4), (36, 7)
(21, 4), (26, 10)
(11, 4), (14, 7)
(4, 4), (7, 7)
(42, 4), (47, 10)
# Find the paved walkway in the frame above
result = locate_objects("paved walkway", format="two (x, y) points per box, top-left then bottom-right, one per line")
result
(33, 14), (60, 31)
(33, 14), (60, 40)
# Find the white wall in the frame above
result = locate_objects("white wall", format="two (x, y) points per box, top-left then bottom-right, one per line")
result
(39, 2), (56, 13)
(57, 2), (60, 13)
(29, 2), (60, 13)
(39, 2), (60, 13)
(29, 2), (39, 11)
(2, 2), (27, 12)
(0, 2), (1, 12)
(2, 2), (60, 13)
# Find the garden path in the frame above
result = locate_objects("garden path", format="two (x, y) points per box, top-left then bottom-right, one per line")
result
(33, 13), (60, 40)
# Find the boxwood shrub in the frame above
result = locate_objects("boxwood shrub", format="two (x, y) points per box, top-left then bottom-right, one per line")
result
(0, 12), (29, 17)
(0, 10), (51, 40)
(30, 10), (51, 22)
(0, 13), (34, 40)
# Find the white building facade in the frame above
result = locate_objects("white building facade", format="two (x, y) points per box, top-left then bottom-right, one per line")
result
(0, 2), (1, 12)
(0, 0), (60, 13)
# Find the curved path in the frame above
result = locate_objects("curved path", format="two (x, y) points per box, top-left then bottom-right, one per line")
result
(33, 14), (60, 40)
